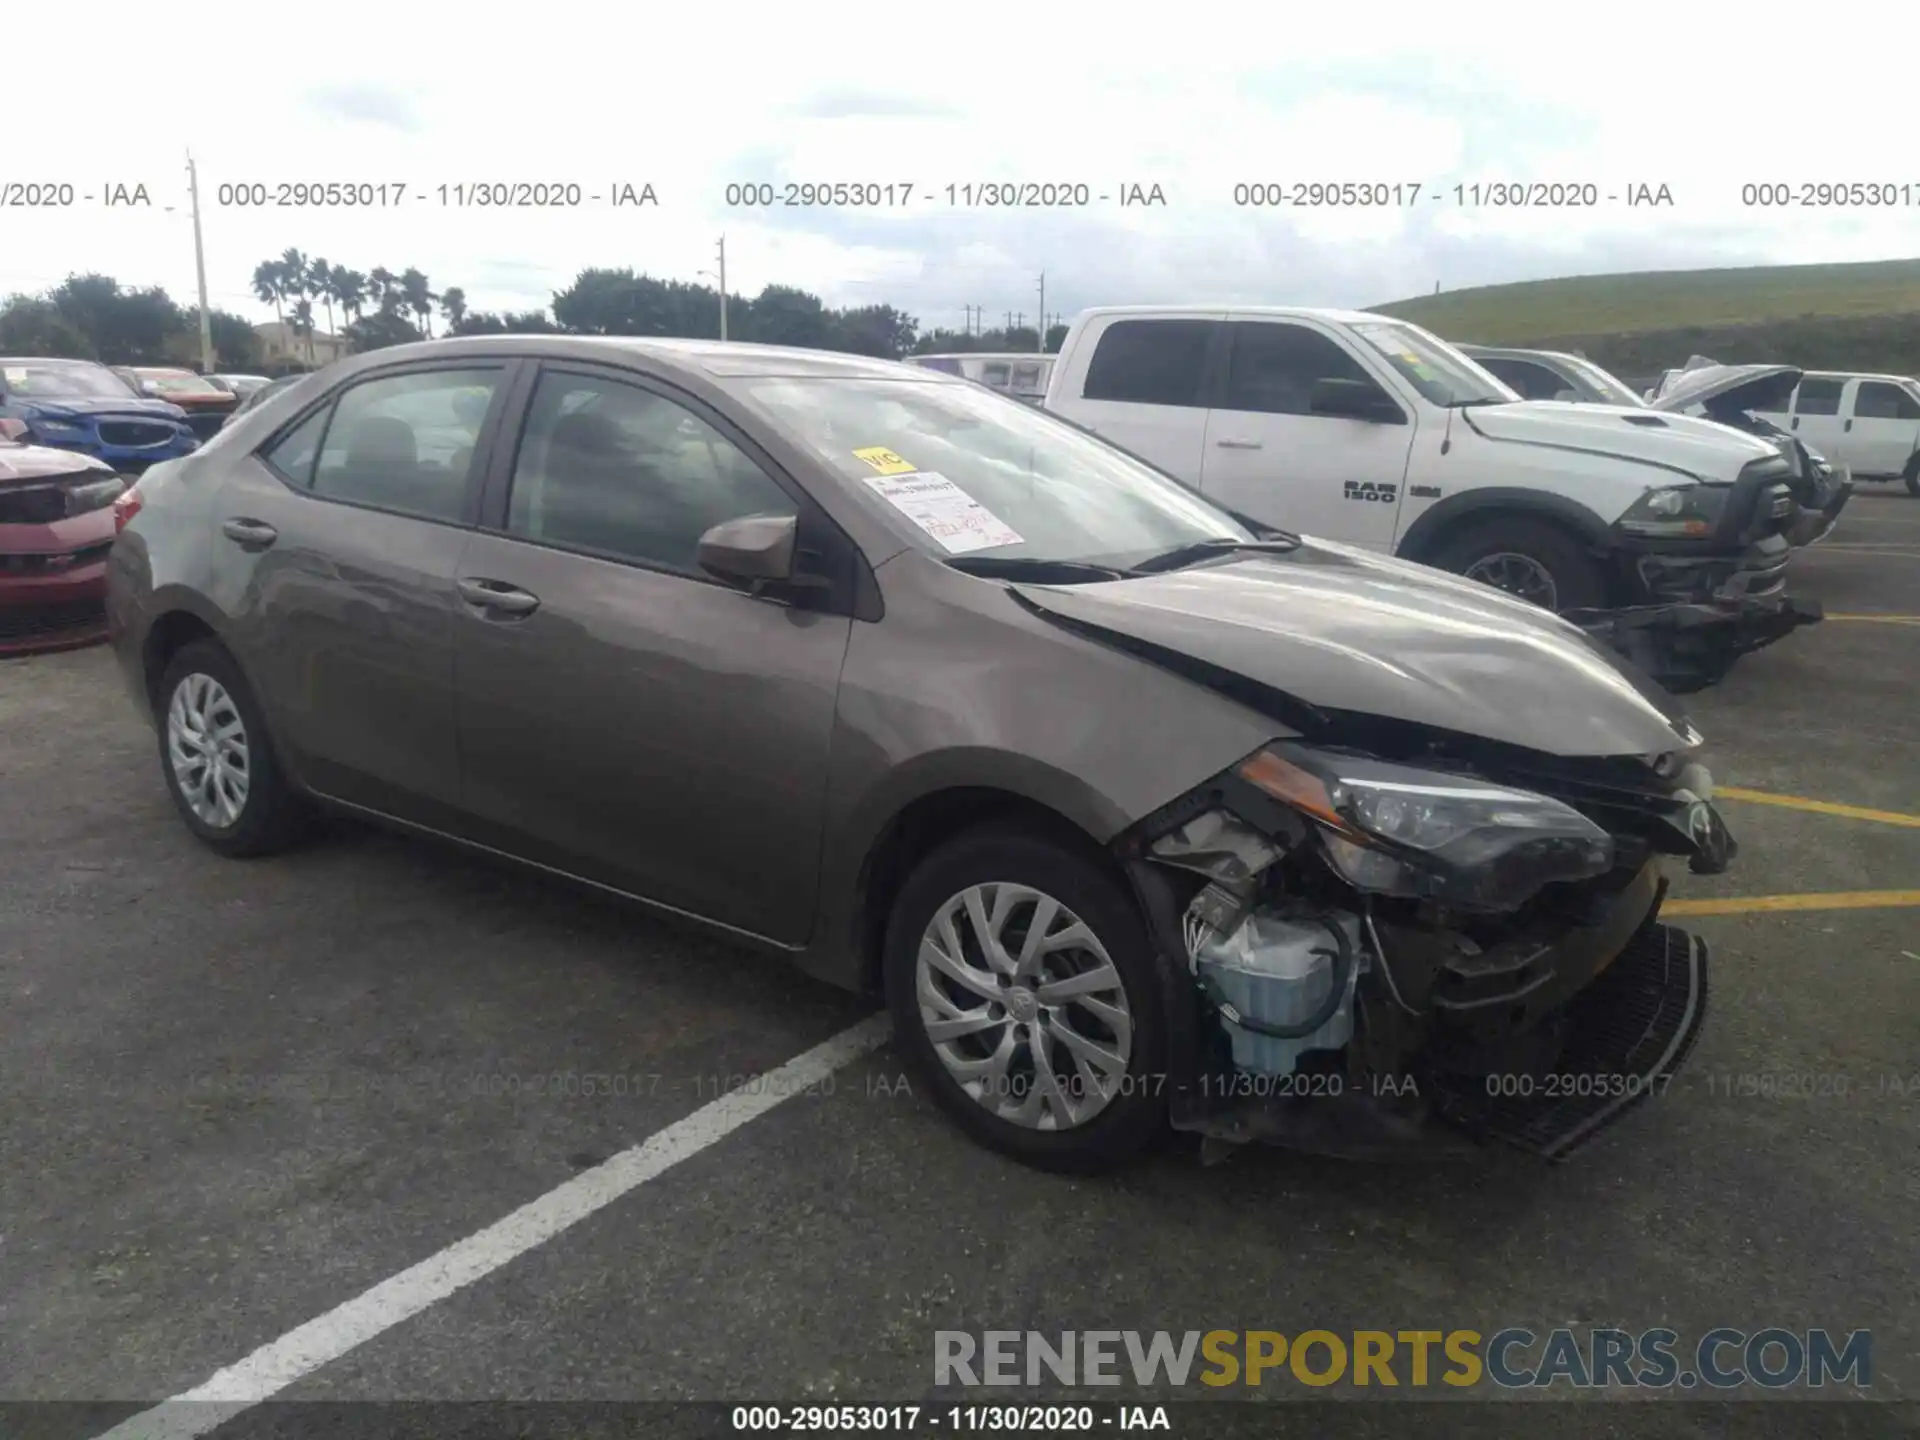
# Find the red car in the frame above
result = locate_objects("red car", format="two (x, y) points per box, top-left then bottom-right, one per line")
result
(0, 441), (127, 655)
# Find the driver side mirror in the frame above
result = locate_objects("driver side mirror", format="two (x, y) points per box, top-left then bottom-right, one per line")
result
(697, 512), (798, 584)
(1308, 378), (1403, 424)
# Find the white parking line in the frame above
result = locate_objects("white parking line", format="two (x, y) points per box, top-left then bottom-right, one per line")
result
(94, 1014), (893, 1440)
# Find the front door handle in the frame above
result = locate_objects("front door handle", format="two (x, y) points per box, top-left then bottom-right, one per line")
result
(1790, 417), (1800, 430)
(457, 577), (541, 616)
(221, 517), (278, 549)
(1214, 438), (1263, 450)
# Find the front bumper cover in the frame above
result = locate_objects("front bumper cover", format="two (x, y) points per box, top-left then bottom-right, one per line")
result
(1566, 593), (1824, 694)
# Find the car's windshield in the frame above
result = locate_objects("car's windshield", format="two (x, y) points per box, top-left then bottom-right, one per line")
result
(733, 375), (1254, 566)
(1349, 321), (1515, 407)
(139, 371), (227, 397)
(1, 360), (140, 400)
(1557, 354), (1647, 408)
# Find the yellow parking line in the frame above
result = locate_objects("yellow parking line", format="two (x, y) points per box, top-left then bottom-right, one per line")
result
(1716, 787), (1920, 829)
(1826, 613), (1920, 625)
(1664, 890), (1920, 917)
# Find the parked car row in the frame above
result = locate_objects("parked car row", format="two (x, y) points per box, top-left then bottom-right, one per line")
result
(104, 333), (1731, 1171)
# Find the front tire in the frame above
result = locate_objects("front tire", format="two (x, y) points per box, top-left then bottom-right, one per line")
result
(1429, 515), (1608, 612)
(157, 639), (310, 857)
(883, 826), (1169, 1173)
(1903, 452), (1919, 497)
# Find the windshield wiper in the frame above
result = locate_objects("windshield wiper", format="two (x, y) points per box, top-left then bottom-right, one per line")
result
(1125, 536), (1302, 576)
(946, 554), (1130, 583)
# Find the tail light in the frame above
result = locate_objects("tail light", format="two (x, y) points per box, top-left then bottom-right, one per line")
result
(112, 484), (145, 533)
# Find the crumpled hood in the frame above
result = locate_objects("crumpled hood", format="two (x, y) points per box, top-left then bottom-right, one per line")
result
(0, 441), (115, 483)
(1651, 364), (1800, 419)
(11, 394), (190, 421)
(1013, 539), (1699, 758)
(1464, 399), (1781, 481)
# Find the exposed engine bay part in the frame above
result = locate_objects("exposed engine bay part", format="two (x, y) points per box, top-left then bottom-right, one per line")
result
(1189, 909), (1362, 1075)
(1123, 733), (1728, 1164)
(1569, 595), (1824, 694)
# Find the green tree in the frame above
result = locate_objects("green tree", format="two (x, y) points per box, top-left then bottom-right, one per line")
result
(744, 284), (831, 348)
(451, 309), (559, 335)
(331, 267), (368, 327)
(309, 259), (340, 340)
(344, 310), (423, 353)
(207, 310), (263, 369)
(278, 249), (313, 363)
(252, 259), (288, 331)
(368, 267), (400, 316)
(0, 295), (93, 357)
(399, 268), (436, 338)
(438, 286), (467, 332)
(828, 303), (918, 359)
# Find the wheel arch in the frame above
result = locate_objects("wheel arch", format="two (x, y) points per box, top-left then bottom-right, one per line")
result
(1397, 487), (1613, 565)
(799, 752), (1138, 995)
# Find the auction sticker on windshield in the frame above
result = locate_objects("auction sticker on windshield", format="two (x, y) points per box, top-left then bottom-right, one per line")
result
(852, 445), (918, 475)
(865, 472), (1023, 554)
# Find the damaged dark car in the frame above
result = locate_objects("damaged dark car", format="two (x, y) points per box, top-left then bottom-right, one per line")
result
(107, 336), (1725, 1173)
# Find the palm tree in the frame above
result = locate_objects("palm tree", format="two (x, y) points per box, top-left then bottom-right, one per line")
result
(368, 267), (399, 316)
(278, 249), (313, 363)
(399, 269), (436, 338)
(439, 286), (468, 334)
(289, 298), (315, 368)
(331, 267), (368, 327)
(309, 259), (339, 341)
(251, 259), (287, 330)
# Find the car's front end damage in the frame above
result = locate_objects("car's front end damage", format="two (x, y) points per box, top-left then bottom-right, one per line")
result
(1008, 541), (1734, 1164)
(1116, 728), (1725, 1164)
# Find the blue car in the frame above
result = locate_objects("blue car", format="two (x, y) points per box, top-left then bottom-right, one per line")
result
(0, 357), (201, 474)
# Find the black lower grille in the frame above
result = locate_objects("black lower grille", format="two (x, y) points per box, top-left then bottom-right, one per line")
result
(1430, 922), (1709, 1161)
(0, 597), (107, 642)
(0, 484), (69, 525)
(98, 419), (176, 447)
(183, 412), (229, 440)
(0, 543), (111, 574)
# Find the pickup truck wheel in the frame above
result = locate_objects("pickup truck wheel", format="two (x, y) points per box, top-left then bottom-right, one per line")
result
(1431, 516), (1606, 612)
(1903, 453), (1919, 496)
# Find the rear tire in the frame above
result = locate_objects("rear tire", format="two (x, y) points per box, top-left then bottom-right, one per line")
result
(883, 825), (1169, 1173)
(156, 639), (311, 857)
(1429, 515), (1608, 612)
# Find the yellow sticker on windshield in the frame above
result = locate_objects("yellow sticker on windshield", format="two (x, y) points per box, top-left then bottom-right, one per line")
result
(853, 446), (917, 475)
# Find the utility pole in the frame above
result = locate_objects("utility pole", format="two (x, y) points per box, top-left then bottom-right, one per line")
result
(717, 235), (729, 342)
(1035, 272), (1046, 353)
(185, 152), (214, 373)
(1005, 310), (1014, 333)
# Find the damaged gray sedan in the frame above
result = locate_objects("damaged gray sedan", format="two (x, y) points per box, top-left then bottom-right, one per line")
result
(106, 336), (1727, 1173)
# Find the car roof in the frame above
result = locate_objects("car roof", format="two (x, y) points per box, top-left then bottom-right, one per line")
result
(1800, 370), (1917, 385)
(321, 334), (964, 383)
(1070, 304), (1388, 326)
(0, 355), (109, 365)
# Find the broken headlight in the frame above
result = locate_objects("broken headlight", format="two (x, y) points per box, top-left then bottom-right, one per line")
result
(1616, 484), (1728, 539)
(1238, 745), (1615, 912)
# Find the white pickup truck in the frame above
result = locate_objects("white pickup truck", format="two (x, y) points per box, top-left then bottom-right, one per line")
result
(1043, 306), (1804, 617)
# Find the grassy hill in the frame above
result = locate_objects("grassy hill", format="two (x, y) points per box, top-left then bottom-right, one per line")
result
(1372, 258), (1920, 380)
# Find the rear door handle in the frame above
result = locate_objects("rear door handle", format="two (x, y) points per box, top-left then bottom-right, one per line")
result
(457, 577), (541, 616)
(1215, 438), (1263, 450)
(1843, 419), (1853, 431)
(1790, 417), (1800, 430)
(220, 518), (278, 549)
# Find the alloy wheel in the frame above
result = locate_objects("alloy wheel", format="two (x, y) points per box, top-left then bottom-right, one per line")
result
(914, 882), (1135, 1131)
(166, 673), (251, 828)
(1464, 550), (1560, 610)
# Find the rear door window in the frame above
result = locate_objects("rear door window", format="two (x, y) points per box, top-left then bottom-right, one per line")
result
(1081, 319), (1216, 406)
(1477, 357), (1567, 401)
(307, 368), (502, 522)
(1793, 377), (1844, 415)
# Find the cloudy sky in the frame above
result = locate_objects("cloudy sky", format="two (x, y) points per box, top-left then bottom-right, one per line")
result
(7, 2), (1917, 333)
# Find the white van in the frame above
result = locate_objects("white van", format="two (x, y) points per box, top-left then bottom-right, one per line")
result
(1044, 306), (1801, 613)
(906, 353), (1052, 405)
(1752, 372), (1920, 493)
